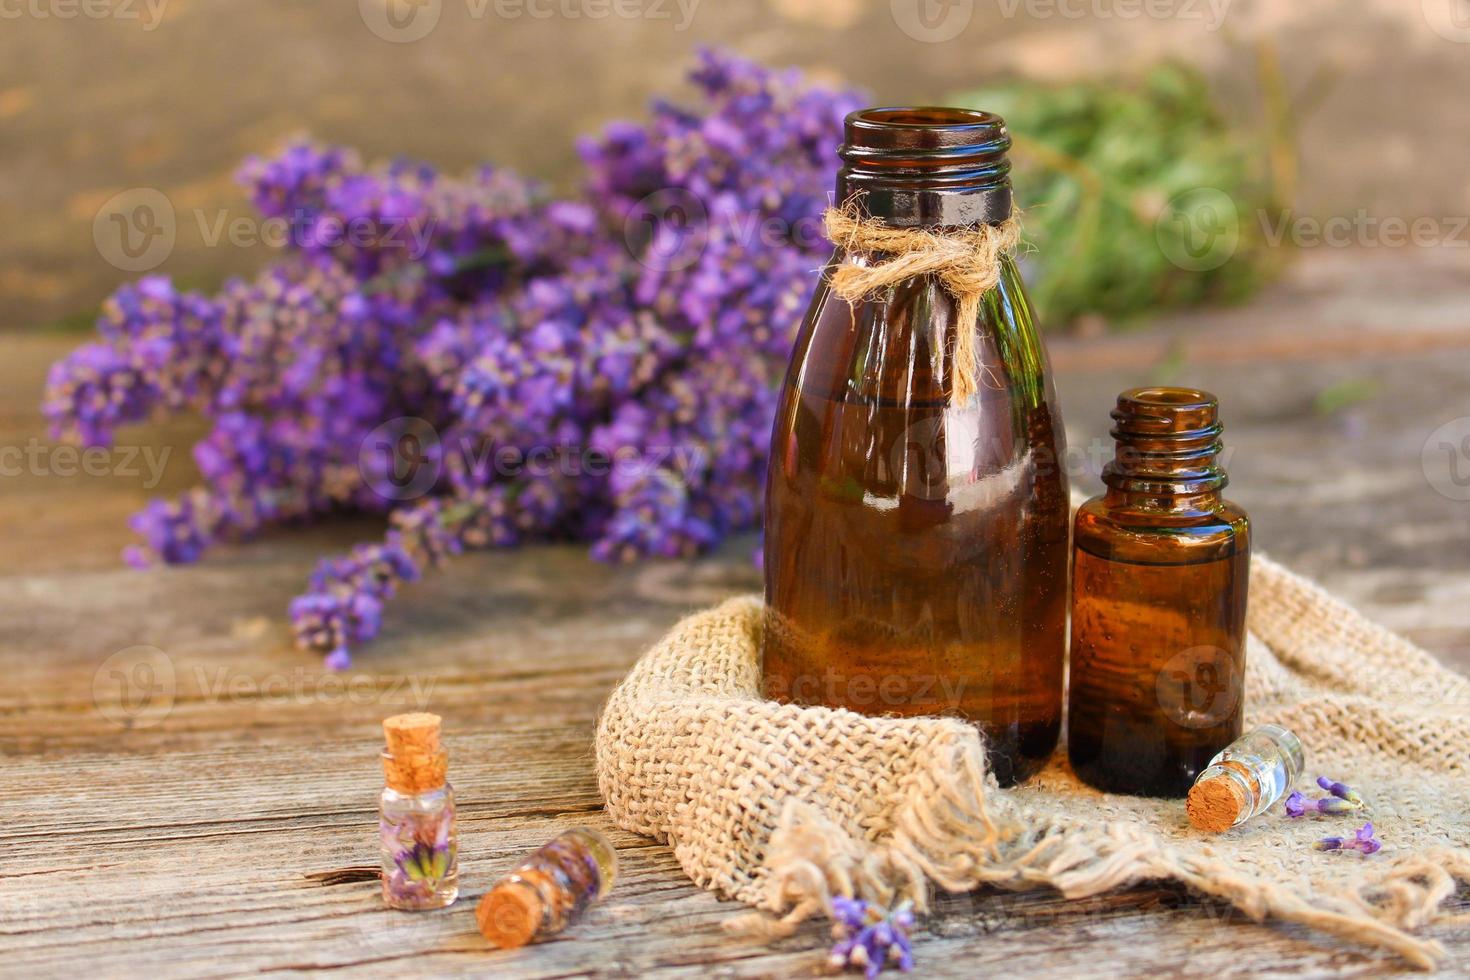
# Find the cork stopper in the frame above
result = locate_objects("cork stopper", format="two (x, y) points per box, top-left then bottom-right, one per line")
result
(381, 712), (448, 794)
(476, 881), (543, 949)
(1187, 773), (1247, 833)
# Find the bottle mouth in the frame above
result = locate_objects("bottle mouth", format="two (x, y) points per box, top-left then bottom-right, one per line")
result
(836, 106), (1012, 227)
(1119, 386), (1216, 409)
(1111, 386), (1221, 441)
(1105, 386), (1226, 493)
(842, 107), (1011, 159)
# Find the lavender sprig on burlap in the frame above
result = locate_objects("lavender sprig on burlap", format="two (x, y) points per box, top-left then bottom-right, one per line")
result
(1317, 775), (1366, 808)
(1285, 790), (1362, 818)
(1316, 822), (1382, 855)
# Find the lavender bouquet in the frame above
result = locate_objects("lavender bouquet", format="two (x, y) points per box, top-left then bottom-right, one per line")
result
(44, 50), (863, 668)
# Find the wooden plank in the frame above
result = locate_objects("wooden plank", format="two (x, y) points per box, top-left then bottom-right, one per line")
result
(4, 330), (1469, 975)
(4, 730), (1463, 978)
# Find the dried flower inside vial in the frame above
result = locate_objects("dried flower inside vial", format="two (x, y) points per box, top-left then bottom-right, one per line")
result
(380, 806), (457, 901)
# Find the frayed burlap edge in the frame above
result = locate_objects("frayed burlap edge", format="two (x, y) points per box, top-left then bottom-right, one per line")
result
(743, 746), (1469, 971)
(594, 555), (1470, 970)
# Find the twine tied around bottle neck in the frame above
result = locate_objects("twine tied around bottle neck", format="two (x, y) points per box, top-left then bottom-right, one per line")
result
(822, 205), (1023, 404)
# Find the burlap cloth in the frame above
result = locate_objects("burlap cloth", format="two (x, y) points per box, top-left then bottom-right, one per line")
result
(595, 552), (1470, 969)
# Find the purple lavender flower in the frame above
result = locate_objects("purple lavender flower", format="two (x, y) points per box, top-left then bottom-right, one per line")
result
(1284, 790), (1360, 818)
(1315, 822), (1381, 855)
(380, 803), (457, 901)
(1284, 791), (1307, 819)
(828, 898), (915, 978)
(1316, 776), (1365, 808)
(43, 49), (864, 666)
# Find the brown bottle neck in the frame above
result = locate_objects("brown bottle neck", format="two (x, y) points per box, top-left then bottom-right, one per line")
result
(1102, 387), (1227, 505)
(836, 106), (1012, 228)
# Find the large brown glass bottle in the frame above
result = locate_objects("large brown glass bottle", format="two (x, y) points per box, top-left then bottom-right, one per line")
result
(761, 108), (1070, 786)
(1068, 387), (1250, 797)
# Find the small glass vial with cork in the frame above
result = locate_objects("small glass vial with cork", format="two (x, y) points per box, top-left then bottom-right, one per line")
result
(379, 712), (459, 909)
(1187, 724), (1305, 832)
(477, 828), (618, 948)
(1068, 387), (1251, 797)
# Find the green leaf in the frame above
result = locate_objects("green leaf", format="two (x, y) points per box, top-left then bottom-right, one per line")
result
(1313, 378), (1379, 416)
(951, 63), (1285, 330)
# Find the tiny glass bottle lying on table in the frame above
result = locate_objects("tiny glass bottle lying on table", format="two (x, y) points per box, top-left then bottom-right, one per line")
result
(1187, 724), (1304, 832)
(1068, 387), (1251, 798)
(378, 712), (459, 909)
(476, 828), (619, 948)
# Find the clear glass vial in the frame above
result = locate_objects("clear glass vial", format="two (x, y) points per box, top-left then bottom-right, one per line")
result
(476, 828), (619, 948)
(1186, 724), (1305, 832)
(379, 712), (459, 909)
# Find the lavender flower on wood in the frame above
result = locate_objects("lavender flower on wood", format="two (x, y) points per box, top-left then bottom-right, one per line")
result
(828, 897), (916, 979)
(43, 49), (864, 667)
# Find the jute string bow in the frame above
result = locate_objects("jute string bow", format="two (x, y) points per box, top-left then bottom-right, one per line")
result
(822, 206), (1023, 404)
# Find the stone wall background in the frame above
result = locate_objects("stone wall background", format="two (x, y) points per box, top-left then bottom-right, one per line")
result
(3, 0), (1467, 328)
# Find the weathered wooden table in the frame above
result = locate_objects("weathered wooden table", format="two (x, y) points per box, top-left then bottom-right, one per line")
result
(4, 251), (1469, 976)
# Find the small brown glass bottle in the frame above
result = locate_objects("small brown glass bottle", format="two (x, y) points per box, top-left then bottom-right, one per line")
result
(762, 107), (1070, 786)
(1068, 387), (1249, 798)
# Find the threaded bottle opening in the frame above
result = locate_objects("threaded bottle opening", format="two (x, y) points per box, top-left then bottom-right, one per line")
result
(1111, 387), (1220, 438)
(836, 106), (1012, 227)
(1104, 386), (1226, 493)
